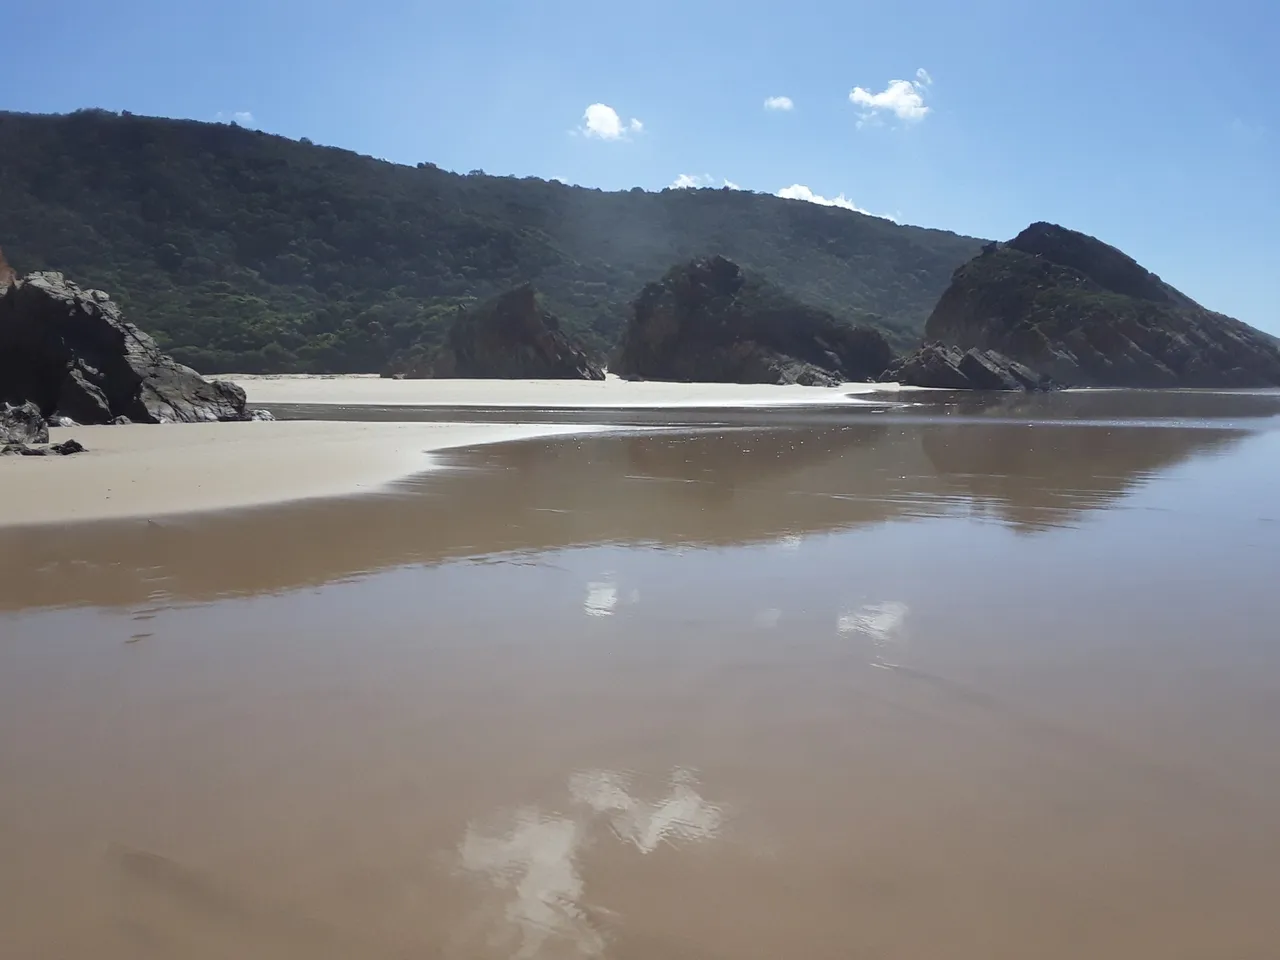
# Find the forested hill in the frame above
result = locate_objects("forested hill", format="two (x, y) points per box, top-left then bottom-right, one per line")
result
(0, 109), (984, 373)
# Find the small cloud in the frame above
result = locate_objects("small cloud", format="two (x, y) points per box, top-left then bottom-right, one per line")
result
(672, 174), (745, 190)
(671, 173), (715, 189)
(1228, 117), (1267, 144)
(580, 103), (643, 141)
(849, 71), (931, 123)
(763, 95), (794, 112)
(776, 183), (872, 215)
(215, 110), (257, 127)
(777, 184), (897, 221)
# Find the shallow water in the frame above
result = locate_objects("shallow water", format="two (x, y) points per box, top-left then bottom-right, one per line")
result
(3, 391), (1280, 959)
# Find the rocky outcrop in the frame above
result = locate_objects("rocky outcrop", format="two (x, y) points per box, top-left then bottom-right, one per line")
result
(881, 343), (1056, 391)
(1, 401), (49, 444)
(0, 272), (250, 423)
(926, 222), (1280, 388)
(2, 438), (86, 456)
(388, 285), (604, 380)
(614, 256), (893, 387)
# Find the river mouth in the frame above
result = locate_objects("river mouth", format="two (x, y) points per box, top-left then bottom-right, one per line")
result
(3, 390), (1280, 959)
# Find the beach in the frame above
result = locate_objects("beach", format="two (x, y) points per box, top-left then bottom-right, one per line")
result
(0, 375), (890, 527)
(3, 389), (1280, 959)
(230, 372), (892, 408)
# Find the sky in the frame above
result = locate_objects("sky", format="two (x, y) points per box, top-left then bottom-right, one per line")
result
(4, 0), (1278, 332)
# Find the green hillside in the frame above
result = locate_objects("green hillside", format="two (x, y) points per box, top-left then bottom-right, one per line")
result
(0, 108), (984, 373)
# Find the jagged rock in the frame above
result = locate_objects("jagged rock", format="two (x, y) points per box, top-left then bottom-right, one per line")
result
(387, 285), (605, 380)
(926, 222), (1280, 388)
(614, 256), (893, 385)
(248, 409), (275, 421)
(1, 401), (49, 444)
(882, 344), (1056, 391)
(112, 415), (132, 425)
(0, 272), (250, 423)
(53, 415), (78, 427)
(1, 437), (86, 456)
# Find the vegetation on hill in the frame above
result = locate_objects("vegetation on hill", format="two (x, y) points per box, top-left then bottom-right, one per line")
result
(0, 109), (982, 373)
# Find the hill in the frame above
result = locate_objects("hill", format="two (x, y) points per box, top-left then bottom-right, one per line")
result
(0, 109), (982, 373)
(926, 223), (1280, 387)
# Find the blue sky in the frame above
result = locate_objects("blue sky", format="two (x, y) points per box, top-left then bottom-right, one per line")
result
(5, 0), (1278, 331)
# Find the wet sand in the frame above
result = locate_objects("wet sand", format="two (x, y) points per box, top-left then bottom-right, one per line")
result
(3, 391), (1280, 959)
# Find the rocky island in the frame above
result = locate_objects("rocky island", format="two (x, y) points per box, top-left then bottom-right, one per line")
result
(386, 285), (604, 380)
(614, 256), (893, 387)
(922, 222), (1280, 388)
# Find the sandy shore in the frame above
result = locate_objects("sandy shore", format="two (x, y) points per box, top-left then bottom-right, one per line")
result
(0, 420), (602, 527)
(231, 373), (892, 408)
(2, 376), (900, 528)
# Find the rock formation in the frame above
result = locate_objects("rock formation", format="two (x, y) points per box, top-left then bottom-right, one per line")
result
(1, 401), (49, 444)
(614, 256), (893, 386)
(926, 222), (1280, 388)
(881, 343), (1056, 391)
(387, 285), (604, 380)
(0, 272), (250, 423)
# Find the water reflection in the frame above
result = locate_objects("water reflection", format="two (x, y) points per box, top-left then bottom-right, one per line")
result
(0, 415), (1259, 611)
(455, 768), (723, 959)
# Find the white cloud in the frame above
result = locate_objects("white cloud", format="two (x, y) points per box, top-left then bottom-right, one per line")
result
(215, 110), (256, 127)
(671, 174), (745, 190)
(776, 183), (872, 215)
(763, 95), (794, 111)
(581, 103), (643, 140)
(671, 173), (715, 189)
(849, 70), (931, 122)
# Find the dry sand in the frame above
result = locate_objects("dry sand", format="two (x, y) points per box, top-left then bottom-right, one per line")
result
(1, 376), (898, 528)
(231, 373), (892, 408)
(0, 420), (602, 527)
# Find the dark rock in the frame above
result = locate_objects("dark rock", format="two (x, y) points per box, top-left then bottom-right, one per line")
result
(883, 343), (1056, 391)
(926, 222), (1280, 388)
(112, 415), (133, 425)
(0, 272), (251, 423)
(387, 285), (605, 380)
(2, 436), (88, 456)
(248, 409), (276, 421)
(1, 401), (49, 444)
(614, 256), (893, 385)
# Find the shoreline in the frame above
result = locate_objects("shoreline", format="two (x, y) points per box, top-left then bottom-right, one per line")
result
(3, 376), (903, 529)
(229, 373), (896, 408)
(0, 420), (606, 528)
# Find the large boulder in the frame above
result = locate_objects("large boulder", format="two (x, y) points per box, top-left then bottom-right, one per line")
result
(387, 285), (604, 380)
(881, 344), (1056, 391)
(926, 222), (1280, 388)
(614, 256), (893, 386)
(0, 272), (249, 423)
(0, 401), (49, 444)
